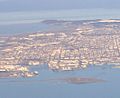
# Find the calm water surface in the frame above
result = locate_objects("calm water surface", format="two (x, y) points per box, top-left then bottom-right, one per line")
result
(0, 8), (120, 35)
(0, 66), (120, 98)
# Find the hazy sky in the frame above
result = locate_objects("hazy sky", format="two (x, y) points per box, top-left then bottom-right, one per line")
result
(0, 0), (120, 12)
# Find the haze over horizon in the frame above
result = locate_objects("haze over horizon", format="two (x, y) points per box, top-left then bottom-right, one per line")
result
(0, 0), (120, 12)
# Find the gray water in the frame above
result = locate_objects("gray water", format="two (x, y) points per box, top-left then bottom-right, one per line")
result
(0, 9), (120, 98)
(0, 8), (120, 35)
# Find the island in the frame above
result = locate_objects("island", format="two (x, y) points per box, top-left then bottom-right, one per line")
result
(0, 19), (120, 78)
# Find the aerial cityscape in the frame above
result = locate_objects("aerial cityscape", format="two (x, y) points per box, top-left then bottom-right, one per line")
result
(1, 0), (120, 97)
(0, 19), (120, 78)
